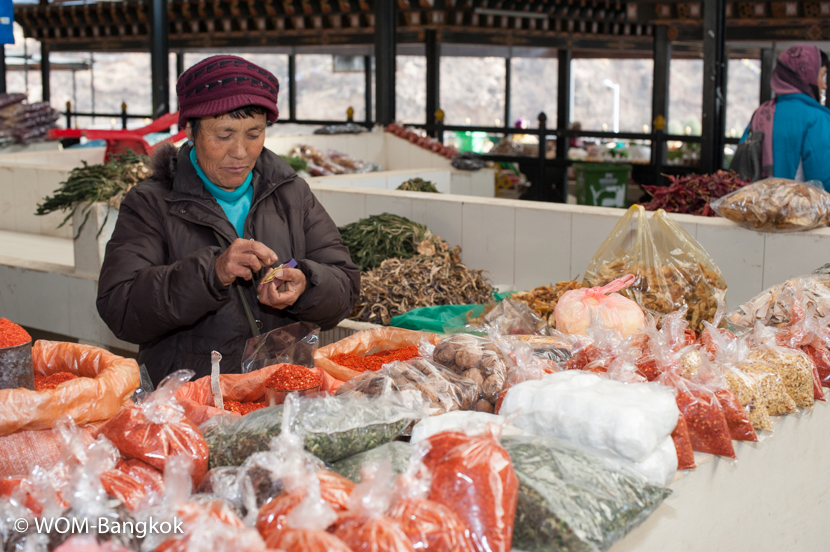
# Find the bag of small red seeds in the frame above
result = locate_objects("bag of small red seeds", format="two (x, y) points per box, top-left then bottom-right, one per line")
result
(422, 426), (518, 552)
(331, 462), (416, 552)
(100, 371), (209, 487)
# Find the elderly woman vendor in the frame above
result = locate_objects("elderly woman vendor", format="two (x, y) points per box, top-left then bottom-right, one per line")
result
(97, 55), (360, 384)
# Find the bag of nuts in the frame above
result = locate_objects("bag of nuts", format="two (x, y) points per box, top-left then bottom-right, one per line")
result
(427, 335), (509, 414)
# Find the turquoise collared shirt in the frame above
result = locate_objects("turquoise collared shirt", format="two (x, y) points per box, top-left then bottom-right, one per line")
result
(190, 148), (254, 238)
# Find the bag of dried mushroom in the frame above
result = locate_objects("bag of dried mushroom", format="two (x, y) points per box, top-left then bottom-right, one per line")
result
(583, 205), (727, 331)
(334, 358), (481, 416)
(710, 178), (830, 232)
(425, 334), (510, 414)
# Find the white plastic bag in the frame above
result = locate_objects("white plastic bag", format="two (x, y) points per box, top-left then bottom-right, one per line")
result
(500, 371), (678, 463)
(409, 411), (523, 444)
(554, 275), (645, 337)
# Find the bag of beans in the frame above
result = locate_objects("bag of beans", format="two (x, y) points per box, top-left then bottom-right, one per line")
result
(100, 371), (209, 487)
(314, 327), (441, 381)
(422, 426), (518, 552)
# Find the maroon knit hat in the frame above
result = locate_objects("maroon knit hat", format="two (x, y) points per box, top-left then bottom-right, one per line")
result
(176, 55), (279, 127)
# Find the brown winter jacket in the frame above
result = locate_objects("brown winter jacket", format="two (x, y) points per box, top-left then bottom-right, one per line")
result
(96, 143), (360, 385)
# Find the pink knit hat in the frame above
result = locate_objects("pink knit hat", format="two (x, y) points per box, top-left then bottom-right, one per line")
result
(176, 55), (279, 127)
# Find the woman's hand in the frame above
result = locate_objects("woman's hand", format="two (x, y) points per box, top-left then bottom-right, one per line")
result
(215, 239), (278, 287)
(257, 267), (307, 310)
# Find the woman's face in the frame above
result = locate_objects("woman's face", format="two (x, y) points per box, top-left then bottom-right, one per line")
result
(819, 66), (828, 96)
(186, 112), (267, 191)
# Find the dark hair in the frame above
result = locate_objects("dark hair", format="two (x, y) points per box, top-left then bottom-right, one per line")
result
(188, 104), (269, 138)
(822, 51), (830, 68)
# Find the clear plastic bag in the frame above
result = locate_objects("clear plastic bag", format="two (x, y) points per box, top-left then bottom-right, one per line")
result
(200, 393), (424, 467)
(727, 274), (830, 329)
(583, 205), (727, 331)
(387, 448), (475, 552)
(100, 370), (209, 487)
(710, 177), (830, 232)
(500, 371), (679, 464)
(241, 321), (320, 373)
(504, 434), (671, 552)
(671, 414), (696, 470)
(771, 297), (827, 399)
(314, 327), (441, 381)
(478, 299), (553, 336)
(334, 358), (480, 416)
(421, 426), (518, 552)
(330, 441), (415, 483)
(427, 334), (509, 411)
(748, 324), (816, 409)
(331, 462), (416, 552)
(99, 458), (164, 511)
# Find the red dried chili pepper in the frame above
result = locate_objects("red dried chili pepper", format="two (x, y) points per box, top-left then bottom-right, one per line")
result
(223, 400), (267, 415)
(671, 414), (696, 471)
(264, 365), (322, 391)
(0, 318), (31, 349)
(331, 346), (420, 373)
(34, 371), (77, 391)
(640, 170), (748, 216)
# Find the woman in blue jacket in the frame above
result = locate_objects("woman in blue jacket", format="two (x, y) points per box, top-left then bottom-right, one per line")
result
(742, 45), (830, 190)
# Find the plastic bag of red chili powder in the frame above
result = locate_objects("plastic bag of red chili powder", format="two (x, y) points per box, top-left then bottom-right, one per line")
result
(99, 459), (164, 511)
(387, 448), (475, 552)
(100, 370), (209, 487)
(331, 461), (416, 552)
(315, 327), (441, 381)
(670, 414), (695, 470)
(422, 425), (518, 552)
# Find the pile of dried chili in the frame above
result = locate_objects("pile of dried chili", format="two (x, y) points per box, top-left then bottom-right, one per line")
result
(331, 346), (420, 373)
(264, 365), (322, 391)
(223, 400), (267, 416)
(34, 371), (77, 391)
(713, 388), (758, 442)
(640, 170), (748, 216)
(0, 319), (31, 349)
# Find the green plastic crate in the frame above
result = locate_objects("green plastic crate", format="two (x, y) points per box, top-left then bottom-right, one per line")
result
(574, 162), (631, 208)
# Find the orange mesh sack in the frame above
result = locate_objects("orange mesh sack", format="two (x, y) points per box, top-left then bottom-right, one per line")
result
(314, 328), (441, 381)
(0, 341), (139, 436)
(176, 363), (341, 426)
(0, 421), (105, 478)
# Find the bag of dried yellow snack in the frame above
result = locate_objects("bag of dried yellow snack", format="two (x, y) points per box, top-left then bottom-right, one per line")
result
(583, 205), (727, 331)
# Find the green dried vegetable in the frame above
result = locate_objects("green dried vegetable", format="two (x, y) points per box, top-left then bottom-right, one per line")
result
(396, 178), (440, 193)
(338, 213), (450, 271)
(279, 155), (308, 173)
(35, 150), (151, 237)
(200, 395), (421, 469)
(330, 441), (415, 483)
(504, 435), (670, 552)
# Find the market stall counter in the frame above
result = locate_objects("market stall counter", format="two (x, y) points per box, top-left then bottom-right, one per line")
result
(609, 399), (830, 552)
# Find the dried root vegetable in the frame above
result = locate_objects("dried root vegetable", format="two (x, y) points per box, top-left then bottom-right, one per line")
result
(510, 280), (585, 327)
(640, 170), (748, 217)
(339, 214), (459, 271)
(351, 257), (493, 325)
(711, 178), (830, 232)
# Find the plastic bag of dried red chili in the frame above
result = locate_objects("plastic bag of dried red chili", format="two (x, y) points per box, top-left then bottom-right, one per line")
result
(100, 370), (209, 487)
(657, 371), (736, 458)
(421, 426), (518, 552)
(671, 414), (696, 470)
(385, 445), (475, 552)
(331, 461), (416, 552)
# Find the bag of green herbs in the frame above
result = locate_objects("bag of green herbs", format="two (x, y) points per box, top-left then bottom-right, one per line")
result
(504, 435), (671, 552)
(200, 393), (426, 469)
(329, 441), (415, 483)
